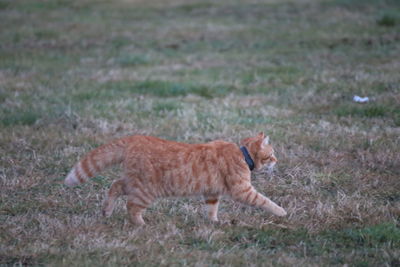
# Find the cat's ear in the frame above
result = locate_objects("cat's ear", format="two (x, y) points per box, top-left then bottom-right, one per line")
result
(258, 132), (265, 139)
(262, 136), (270, 147)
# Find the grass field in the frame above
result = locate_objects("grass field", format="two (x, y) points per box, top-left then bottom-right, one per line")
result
(1, 0), (399, 265)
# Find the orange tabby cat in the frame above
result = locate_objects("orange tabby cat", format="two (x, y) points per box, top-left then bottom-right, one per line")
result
(65, 132), (287, 225)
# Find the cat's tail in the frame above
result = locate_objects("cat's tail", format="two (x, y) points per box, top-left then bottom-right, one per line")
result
(64, 138), (127, 186)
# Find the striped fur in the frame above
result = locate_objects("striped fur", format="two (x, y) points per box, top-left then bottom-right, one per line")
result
(65, 132), (286, 225)
(65, 139), (126, 186)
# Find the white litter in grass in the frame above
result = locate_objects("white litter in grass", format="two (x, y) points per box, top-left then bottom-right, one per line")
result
(353, 95), (369, 103)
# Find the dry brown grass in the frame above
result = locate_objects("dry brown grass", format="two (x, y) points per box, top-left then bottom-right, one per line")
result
(1, 0), (399, 265)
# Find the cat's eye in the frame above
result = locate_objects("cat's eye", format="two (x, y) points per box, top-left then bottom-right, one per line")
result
(262, 154), (274, 161)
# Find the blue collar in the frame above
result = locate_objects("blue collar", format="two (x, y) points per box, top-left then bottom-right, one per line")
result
(240, 146), (255, 171)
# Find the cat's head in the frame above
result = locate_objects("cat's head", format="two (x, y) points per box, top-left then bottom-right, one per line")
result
(240, 132), (277, 172)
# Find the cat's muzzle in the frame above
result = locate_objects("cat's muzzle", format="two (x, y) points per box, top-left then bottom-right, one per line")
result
(265, 162), (276, 175)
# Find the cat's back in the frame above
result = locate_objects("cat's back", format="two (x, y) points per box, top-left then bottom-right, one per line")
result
(124, 136), (239, 167)
(125, 135), (190, 153)
(125, 135), (235, 153)
(195, 139), (237, 154)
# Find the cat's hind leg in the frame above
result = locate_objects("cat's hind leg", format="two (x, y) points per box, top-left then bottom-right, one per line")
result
(204, 196), (220, 222)
(103, 179), (126, 217)
(125, 185), (155, 225)
(126, 199), (147, 225)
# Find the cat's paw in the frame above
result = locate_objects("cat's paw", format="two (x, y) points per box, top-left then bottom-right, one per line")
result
(274, 207), (287, 217)
(102, 206), (113, 217)
(102, 209), (111, 217)
(209, 216), (219, 222)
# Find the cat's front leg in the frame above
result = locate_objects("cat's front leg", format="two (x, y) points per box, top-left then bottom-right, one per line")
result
(204, 196), (220, 222)
(230, 183), (287, 216)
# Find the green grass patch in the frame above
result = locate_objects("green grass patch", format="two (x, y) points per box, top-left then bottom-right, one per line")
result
(0, 1), (10, 10)
(181, 237), (217, 250)
(34, 30), (59, 40)
(110, 37), (132, 49)
(231, 115), (275, 126)
(226, 223), (400, 259)
(153, 100), (182, 112)
(11, 0), (72, 11)
(116, 54), (151, 67)
(91, 175), (112, 187)
(377, 14), (397, 27)
(335, 104), (387, 118)
(71, 89), (102, 102)
(0, 110), (40, 127)
(106, 80), (232, 98)
(327, 0), (391, 9)
(334, 103), (400, 126)
(321, 223), (400, 249)
(0, 92), (7, 103)
(225, 227), (310, 251)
